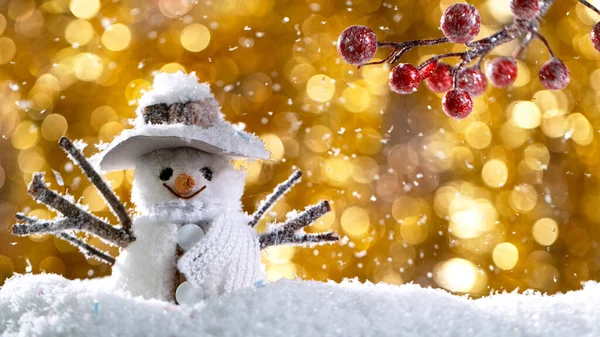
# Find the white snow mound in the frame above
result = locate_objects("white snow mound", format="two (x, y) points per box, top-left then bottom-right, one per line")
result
(1, 274), (599, 337)
(137, 71), (214, 109)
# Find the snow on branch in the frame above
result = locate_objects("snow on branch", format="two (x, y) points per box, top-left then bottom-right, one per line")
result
(277, 232), (339, 246)
(59, 137), (133, 233)
(14, 213), (115, 264)
(248, 170), (302, 228)
(259, 201), (338, 249)
(57, 233), (116, 265)
(13, 173), (134, 247)
(13, 137), (136, 254)
(14, 212), (72, 234)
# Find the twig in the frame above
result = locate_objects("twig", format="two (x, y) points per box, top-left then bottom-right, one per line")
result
(14, 174), (134, 247)
(512, 31), (533, 59)
(278, 232), (339, 246)
(248, 170), (303, 228)
(533, 31), (556, 58)
(362, 0), (594, 82)
(59, 137), (133, 233)
(14, 213), (74, 234)
(370, 14), (545, 83)
(259, 201), (337, 249)
(429, 26), (518, 71)
(14, 213), (116, 264)
(365, 38), (449, 67)
(57, 233), (116, 265)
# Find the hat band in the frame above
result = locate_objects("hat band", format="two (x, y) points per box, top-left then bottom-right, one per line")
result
(142, 99), (219, 129)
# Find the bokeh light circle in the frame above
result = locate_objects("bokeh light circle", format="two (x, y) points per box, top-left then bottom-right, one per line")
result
(69, 0), (101, 19)
(532, 218), (559, 246)
(181, 24), (211, 52)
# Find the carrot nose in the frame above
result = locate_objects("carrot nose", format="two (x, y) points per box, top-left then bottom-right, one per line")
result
(174, 174), (195, 195)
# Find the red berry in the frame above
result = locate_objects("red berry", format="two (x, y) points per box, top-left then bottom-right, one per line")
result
(389, 63), (421, 95)
(510, 0), (540, 20)
(486, 57), (518, 88)
(440, 4), (481, 44)
(442, 89), (473, 120)
(456, 67), (487, 97)
(425, 62), (454, 93)
(591, 22), (600, 52)
(419, 61), (438, 79)
(337, 26), (378, 66)
(539, 59), (570, 90)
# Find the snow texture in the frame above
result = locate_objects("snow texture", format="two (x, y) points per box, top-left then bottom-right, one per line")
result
(2, 274), (600, 337)
(94, 72), (270, 171)
(109, 219), (179, 301)
(249, 170), (302, 228)
(137, 72), (215, 111)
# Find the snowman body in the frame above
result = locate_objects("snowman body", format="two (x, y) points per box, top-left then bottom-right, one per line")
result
(14, 72), (334, 305)
(109, 219), (179, 301)
(90, 72), (270, 303)
(108, 147), (264, 302)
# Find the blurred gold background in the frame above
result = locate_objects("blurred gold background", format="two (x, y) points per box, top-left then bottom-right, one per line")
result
(1, 0), (600, 296)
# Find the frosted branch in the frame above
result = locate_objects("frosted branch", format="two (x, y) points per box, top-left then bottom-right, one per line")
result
(59, 137), (133, 232)
(57, 233), (116, 265)
(361, 0), (583, 83)
(14, 174), (134, 247)
(259, 201), (337, 249)
(365, 37), (450, 67)
(248, 170), (302, 228)
(416, 25), (519, 72)
(512, 31), (533, 59)
(13, 213), (74, 234)
(14, 213), (116, 264)
(273, 232), (339, 247)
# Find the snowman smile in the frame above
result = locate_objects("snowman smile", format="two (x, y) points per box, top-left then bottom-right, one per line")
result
(163, 183), (206, 199)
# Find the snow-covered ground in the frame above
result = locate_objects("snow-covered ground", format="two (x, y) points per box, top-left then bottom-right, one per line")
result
(1, 274), (598, 337)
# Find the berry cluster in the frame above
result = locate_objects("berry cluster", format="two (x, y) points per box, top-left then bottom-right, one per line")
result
(337, 0), (600, 120)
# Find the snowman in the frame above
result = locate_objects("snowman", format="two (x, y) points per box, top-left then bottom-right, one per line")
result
(12, 72), (337, 304)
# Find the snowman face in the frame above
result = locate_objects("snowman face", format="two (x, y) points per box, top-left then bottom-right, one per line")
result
(131, 147), (245, 219)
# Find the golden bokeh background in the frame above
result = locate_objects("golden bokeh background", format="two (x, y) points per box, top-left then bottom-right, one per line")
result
(1, 0), (600, 296)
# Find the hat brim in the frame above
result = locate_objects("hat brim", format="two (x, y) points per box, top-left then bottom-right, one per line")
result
(94, 121), (270, 172)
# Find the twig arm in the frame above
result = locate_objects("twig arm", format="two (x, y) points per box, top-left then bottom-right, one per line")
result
(281, 200), (332, 232)
(57, 233), (116, 265)
(13, 214), (74, 235)
(249, 170), (302, 228)
(21, 173), (134, 247)
(12, 137), (133, 265)
(259, 201), (337, 249)
(275, 232), (339, 247)
(59, 137), (133, 232)
(14, 213), (116, 265)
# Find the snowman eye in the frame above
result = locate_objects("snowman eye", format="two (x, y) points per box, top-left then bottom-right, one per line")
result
(159, 167), (173, 181)
(200, 167), (212, 181)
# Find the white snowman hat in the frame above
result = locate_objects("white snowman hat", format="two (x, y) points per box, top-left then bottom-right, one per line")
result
(94, 72), (270, 172)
